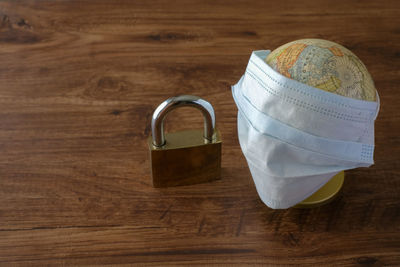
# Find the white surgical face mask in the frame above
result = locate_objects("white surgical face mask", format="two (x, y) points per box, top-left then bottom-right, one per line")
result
(232, 50), (379, 209)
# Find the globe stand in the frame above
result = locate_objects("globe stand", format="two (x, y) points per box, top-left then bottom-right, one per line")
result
(294, 171), (344, 208)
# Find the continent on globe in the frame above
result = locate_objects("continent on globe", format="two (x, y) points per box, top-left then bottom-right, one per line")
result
(266, 39), (376, 101)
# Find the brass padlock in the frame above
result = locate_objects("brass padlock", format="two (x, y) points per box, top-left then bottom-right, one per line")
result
(148, 95), (222, 187)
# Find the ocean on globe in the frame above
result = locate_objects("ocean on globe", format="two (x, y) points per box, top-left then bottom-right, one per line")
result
(266, 39), (376, 101)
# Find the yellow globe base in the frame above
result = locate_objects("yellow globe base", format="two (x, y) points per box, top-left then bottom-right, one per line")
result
(294, 171), (344, 208)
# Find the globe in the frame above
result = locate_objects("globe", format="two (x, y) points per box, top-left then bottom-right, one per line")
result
(265, 39), (376, 101)
(265, 39), (377, 207)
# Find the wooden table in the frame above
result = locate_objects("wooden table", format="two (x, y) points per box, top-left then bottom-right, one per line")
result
(1, 0), (399, 265)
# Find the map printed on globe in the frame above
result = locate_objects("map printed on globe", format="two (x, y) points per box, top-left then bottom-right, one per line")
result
(265, 39), (376, 101)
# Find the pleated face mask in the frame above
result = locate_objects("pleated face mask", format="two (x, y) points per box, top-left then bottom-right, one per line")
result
(232, 50), (380, 209)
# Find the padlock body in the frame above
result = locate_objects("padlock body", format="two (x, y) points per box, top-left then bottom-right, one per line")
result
(148, 129), (221, 187)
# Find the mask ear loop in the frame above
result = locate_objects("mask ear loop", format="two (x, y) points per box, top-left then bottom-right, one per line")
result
(374, 91), (380, 120)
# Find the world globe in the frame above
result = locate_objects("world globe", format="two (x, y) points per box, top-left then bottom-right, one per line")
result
(265, 39), (377, 207)
(265, 39), (376, 101)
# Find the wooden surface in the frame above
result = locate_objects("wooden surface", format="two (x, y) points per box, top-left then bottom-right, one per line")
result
(0, 0), (399, 265)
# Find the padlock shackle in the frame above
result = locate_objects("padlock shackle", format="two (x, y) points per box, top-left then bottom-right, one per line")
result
(151, 95), (216, 147)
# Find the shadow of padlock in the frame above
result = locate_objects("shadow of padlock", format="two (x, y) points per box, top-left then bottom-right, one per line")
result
(148, 95), (222, 187)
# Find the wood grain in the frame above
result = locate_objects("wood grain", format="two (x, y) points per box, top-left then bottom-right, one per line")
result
(0, 0), (399, 265)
